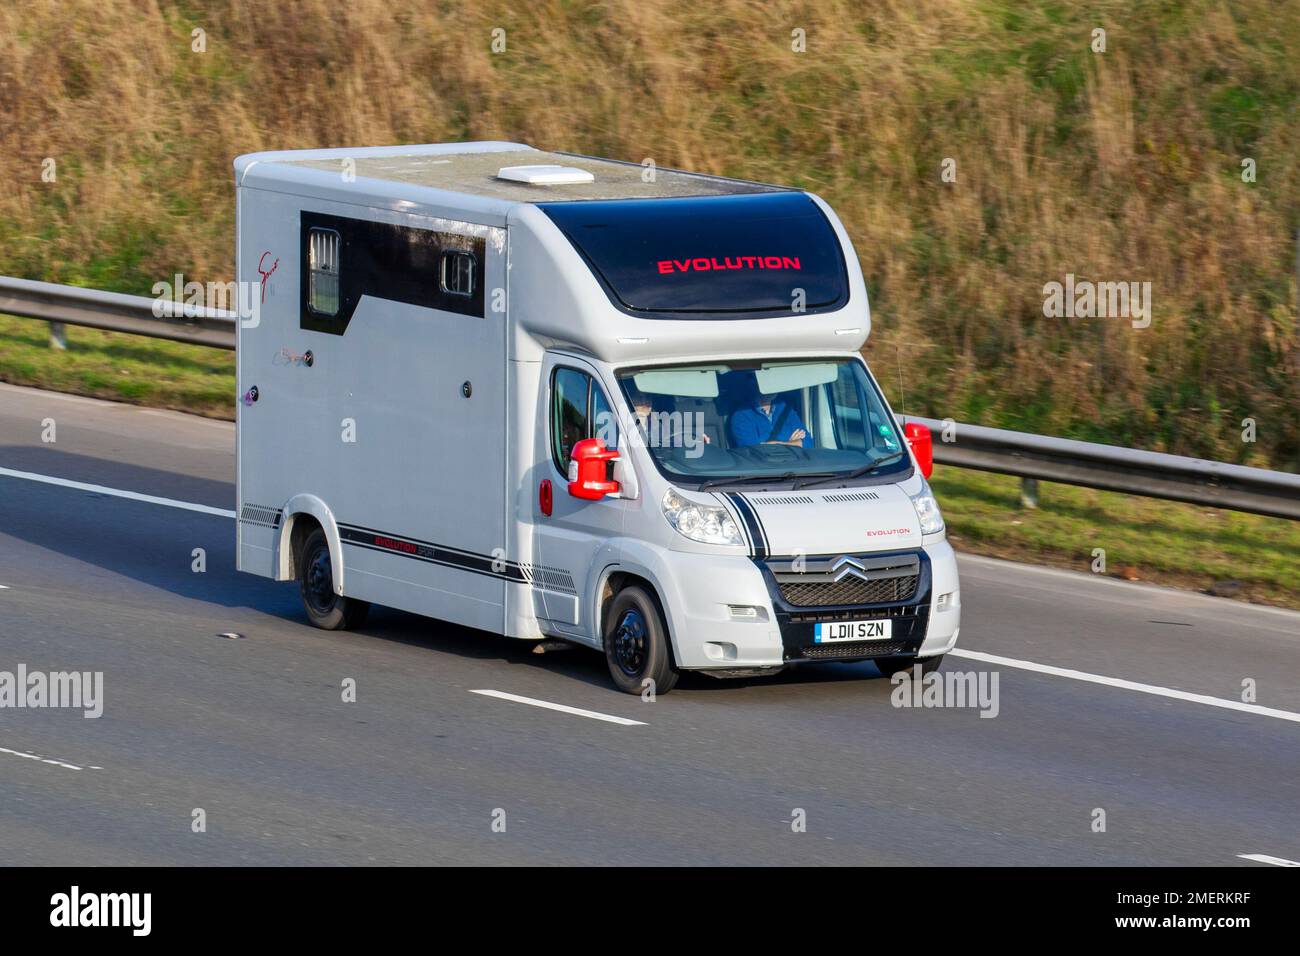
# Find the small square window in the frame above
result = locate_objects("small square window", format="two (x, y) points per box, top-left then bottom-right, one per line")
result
(308, 228), (340, 315)
(440, 251), (475, 297)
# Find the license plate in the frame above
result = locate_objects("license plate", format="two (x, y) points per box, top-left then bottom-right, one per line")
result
(813, 619), (892, 643)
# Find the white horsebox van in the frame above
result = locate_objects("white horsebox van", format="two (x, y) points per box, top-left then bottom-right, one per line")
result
(232, 142), (961, 694)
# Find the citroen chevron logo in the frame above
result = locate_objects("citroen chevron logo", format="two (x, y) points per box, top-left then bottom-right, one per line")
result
(830, 555), (871, 583)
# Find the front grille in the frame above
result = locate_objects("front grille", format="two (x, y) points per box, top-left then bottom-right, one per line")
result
(779, 573), (918, 607)
(765, 551), (922, 609)
(801, 639), (905, 660)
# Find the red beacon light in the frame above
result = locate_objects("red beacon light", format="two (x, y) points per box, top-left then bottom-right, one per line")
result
(903, 422), (933, 479)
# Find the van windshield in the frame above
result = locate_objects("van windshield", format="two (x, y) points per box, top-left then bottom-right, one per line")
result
(612, 358), (909, 489)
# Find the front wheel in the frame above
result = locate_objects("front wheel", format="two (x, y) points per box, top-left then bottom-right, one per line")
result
(297, 528), (370, 630)
(874, 654), (944, 679)
(603, 586), (679, 695)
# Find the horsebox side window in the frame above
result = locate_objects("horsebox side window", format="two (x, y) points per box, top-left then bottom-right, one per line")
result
(440, 251), (476, 297)
(307, 227), (341, 316)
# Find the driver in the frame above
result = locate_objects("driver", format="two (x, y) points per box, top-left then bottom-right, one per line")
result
(728, 374), (812, 448)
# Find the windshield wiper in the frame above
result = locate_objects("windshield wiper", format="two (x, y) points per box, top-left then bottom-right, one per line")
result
(697, 471), (837, 492)
(793, 451), (907, 490)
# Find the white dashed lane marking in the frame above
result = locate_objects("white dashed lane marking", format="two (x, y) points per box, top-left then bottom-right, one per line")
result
(0, 744), (86, 771)
(1237, 853), (1300, 867)
(470, 690), (647, 726)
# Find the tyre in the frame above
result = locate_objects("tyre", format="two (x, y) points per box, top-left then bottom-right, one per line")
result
(874, 654), (944, 678)
(297, 528), (370, 630)
(603, 585), (679, 695)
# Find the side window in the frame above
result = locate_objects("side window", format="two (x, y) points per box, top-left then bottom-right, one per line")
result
(440, 251), (475, 297)
(307, 228), (341, 316)
(552, 368), (590, 473)
(550, 368), (619, 473)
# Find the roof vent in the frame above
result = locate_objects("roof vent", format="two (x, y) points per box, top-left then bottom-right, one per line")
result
(496, 164), (594, 185)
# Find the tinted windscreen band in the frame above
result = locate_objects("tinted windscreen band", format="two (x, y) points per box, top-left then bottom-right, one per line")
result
(539, 193), (849, 319)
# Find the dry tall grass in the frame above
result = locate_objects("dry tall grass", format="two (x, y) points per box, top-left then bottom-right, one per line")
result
(0, 0), (1296, 465)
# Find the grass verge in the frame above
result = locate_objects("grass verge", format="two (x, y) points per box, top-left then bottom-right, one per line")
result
(0, 314), (233, 418)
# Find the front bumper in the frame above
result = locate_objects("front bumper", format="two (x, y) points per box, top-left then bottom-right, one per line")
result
(664, 538), (961, 670)
(755, 548), (932, 663)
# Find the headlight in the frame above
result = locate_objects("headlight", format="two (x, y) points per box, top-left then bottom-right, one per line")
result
(662, 488), (742, 546)
(910, 480), (945, 535)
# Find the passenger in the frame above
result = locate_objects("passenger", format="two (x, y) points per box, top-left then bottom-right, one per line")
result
(728, 376), (812, 448)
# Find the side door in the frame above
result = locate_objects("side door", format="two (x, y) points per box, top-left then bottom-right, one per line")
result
(532, 356), (632, 645)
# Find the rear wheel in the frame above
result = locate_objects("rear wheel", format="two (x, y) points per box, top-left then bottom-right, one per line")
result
(603, 585), (679, 695)
(297, 528), (370, 630)
(874, 654), (944, 678)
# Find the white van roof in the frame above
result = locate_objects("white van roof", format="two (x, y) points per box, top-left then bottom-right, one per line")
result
(233, 141), (871, 359)
(234, 141), (785, 218)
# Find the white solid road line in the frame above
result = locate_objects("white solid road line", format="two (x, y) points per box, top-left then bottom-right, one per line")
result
(0, 466), (235, 519)
(0, 745), (83, 771)
(1237, 853), (1300, 867)
(470, 689), (647, 726)
(951, 649), (1300, 724)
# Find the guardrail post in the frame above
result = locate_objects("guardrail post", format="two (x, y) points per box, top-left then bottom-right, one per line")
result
(1019, 477), (1040, 510)
(49, 321), (67, 350)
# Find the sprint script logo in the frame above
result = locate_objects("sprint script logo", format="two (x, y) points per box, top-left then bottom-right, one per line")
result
(50, 886), (151, 936)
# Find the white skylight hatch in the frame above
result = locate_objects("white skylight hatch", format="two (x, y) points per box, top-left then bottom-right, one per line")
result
(496, 164), (595, 185)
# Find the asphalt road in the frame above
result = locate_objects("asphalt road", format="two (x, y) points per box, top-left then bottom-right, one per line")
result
(1, 381), (1297, 865)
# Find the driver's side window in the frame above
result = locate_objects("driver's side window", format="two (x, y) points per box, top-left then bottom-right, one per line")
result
(550, 367), (617, 474)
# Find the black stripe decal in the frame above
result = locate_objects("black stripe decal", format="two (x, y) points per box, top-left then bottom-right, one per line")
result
(743, 494), (769, 554)
(726, 493), (767, 559)
(339, 523), (509, 565)
(721, 494), (753, 554)
(342, 540), (523, 585)
(337, 524), (528, 584)
(740, 493), (771, 556)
